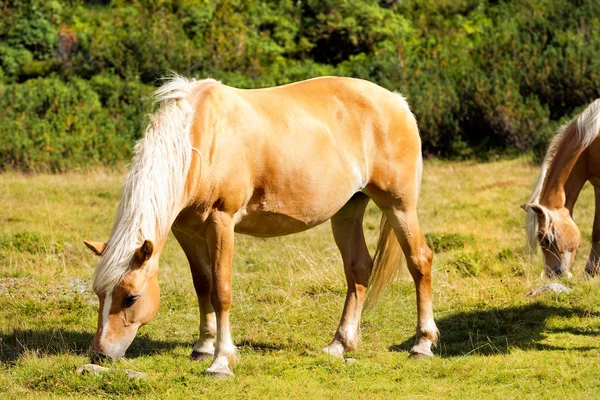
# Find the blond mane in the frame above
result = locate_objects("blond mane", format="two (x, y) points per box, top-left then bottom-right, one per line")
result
(93, 75), (211, 294)
(526, 99), (600, 251)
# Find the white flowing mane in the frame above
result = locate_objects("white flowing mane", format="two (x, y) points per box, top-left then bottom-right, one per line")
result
(526, 99), (600, 250)
(93, 75), (211, 294)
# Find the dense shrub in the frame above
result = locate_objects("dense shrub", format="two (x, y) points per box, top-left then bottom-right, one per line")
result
(0, 0), (599, 170)
(0, 75), (152, 172)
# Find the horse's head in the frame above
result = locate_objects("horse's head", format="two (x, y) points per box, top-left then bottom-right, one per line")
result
(84, 239), (160, 361)
(523, 204), (581, 278)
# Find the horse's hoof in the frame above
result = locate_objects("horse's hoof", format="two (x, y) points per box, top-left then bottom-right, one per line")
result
(409, 342), (434, 359)
(206, 365), (234, 378)
(409, 351), (433, 360)
(409, 345), (434, 359)
(409, 337), (434, 359)
(190, 350), (213, 361)
(322, 344), (344, 359)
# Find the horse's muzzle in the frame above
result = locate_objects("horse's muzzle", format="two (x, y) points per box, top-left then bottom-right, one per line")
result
(90, 338), (127, 363)
(90, 349), (111, 364)
(544, 262), (573, 279)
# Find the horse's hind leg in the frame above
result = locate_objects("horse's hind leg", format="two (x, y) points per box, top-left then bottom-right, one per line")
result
(585, 186), (600, 276)
(323, 193), (373, 358)
(172, 228), (217, 360)
(382, 206), (438, 357)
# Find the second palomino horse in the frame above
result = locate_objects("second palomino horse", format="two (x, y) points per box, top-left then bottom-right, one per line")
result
(523, 99), (600, 278)
(84, 76), (437, 376)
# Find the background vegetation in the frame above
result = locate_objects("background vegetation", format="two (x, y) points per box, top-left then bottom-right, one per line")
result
(1, 0), (600, 171)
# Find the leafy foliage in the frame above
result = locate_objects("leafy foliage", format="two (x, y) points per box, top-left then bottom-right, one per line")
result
(0, 75), (152, 172)
(0, 0), (599, 170)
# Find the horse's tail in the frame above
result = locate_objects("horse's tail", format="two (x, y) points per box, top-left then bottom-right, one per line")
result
(364, 214), (404, 310)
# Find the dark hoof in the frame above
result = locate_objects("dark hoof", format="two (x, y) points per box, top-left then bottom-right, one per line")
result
(409, 350), (434, 360)
(206, 366), (234, 378)
(190, 350), (213, 361)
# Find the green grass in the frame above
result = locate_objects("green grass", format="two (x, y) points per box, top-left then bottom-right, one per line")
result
(2, 157), (600, 399)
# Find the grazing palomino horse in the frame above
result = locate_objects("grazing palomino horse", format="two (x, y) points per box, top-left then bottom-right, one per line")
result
(84, 76), (437, 377)
(523, 99), (600, 278)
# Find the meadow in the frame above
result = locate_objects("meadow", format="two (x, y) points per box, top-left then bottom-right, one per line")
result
(1, 157), (600, 399)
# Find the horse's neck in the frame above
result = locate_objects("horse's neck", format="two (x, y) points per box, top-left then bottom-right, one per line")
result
(540, 145), (588, 210)
(564, 152), (589, 214)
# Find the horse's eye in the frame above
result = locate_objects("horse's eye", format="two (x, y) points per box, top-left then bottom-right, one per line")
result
(123, 294), (139, 308)
(539, 236), (551, 248)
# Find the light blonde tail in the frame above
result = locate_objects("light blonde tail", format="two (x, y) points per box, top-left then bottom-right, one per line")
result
(364, 214), (404, 310)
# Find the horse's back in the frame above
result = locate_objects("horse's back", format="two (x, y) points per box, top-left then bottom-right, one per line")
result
(191, 76), (413, 134)
(190, 76), (420, 169)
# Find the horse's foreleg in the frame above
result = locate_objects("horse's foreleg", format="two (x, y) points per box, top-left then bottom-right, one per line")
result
(191, 265), (217, 360)
(385, 207), (438, 358)
(205, 211), (236, 377)
(323, 193), (372, 359)
(585, 186), (600, 276)
(171, 229), (216, 360)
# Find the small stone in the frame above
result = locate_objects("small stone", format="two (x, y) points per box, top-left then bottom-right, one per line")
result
(77, 363), (110, 375)
(526, 283), (573, 297)
(124, 369), (148, 379)
(76, 363), (147, 379)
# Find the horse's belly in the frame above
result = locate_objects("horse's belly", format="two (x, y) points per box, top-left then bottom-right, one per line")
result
(233, 206), (336, 237)
(232, 162), (362, 237)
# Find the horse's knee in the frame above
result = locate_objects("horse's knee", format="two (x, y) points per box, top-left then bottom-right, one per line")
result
(409, 244), (433, 278)
(191, 264), (212, 296)
(349, 258), (373, 286)
(192, 275), (211, 296)
(210, 284), (232, 312)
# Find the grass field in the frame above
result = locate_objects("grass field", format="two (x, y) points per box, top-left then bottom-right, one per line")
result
(1, 157), (600, 399)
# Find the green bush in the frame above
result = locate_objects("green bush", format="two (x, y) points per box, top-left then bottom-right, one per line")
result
(0, 75), (151, 172)
(0, 0), (599, 170)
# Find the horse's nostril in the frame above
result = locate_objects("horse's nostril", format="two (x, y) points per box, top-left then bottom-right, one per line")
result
(90, 350), (109, 365)
(545, 261), (569, 279)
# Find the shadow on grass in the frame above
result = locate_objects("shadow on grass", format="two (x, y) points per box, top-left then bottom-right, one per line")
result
(238, 339), (284, 353)
(0, 328), (188, 364)
(390, 303), (600, 357)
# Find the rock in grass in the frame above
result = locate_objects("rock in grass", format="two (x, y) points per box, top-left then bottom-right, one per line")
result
(77, 363), (147, 379)
(526, 283), (573, 297)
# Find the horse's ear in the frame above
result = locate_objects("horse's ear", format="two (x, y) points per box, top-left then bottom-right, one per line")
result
(84, 241), (107, 256)
(134, 240), (154, 265)
(523, 204), (545, 217)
